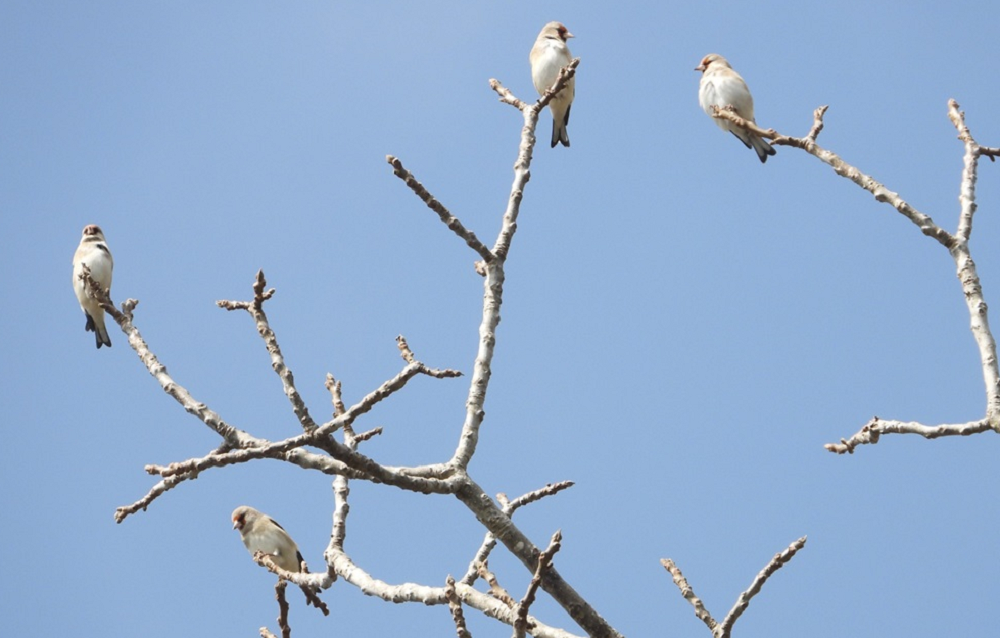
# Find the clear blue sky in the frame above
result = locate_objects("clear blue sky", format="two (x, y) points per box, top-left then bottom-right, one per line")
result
(3, 2), (1000, 636)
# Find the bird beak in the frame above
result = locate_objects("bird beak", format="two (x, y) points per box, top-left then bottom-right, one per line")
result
(695, 64), (706, 72)
(232, 519), (240, 530)
(565, 31), (575, 39)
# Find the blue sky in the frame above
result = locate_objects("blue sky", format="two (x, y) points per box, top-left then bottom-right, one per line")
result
(4, 2), (1000, 636)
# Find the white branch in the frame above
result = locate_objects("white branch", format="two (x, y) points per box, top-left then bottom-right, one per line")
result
(721, 101), (1000, 451)
(663, 536), (807, 638)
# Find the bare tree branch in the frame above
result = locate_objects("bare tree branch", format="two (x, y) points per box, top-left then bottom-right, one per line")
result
(713, 105), (954, 246)
(949, 100), (980, 242)
(113, 55), (632, 638)
(462, 481), (574, 585)
(488, 79), (528, 110)
(321, 396), (580, 638)
(712, 100), (1000, 451)
(325, 450), (578, 638)
(78, 268), (255, 450)
(114, 474), (186, 523)
(477, 562), (515, 608)
(138, 417), (456, 493)
(529, 59), (580, 115)
(446, 70), (582, 474)
(454, 478), (620, 638)
(218, 270), (318, 432)
(274, 580), (291, 638)
(513, 530), (562, 638)
(446, 575), (474, 638)
(114, 317), (464, 519)
(945, 101), (1000, 424)
(253, 552), (330, 616)
(507, 481), (575, 510)
(386, 155), (494, 262)
(484, 60), (576, 262)
(662, 536), (807, 638)
(660, 558), (717, 632)
(824, 416), (992, 454)
(325, 373), (347, 417)
(716, 536), (806, 637)
(352, 426), (383, 442)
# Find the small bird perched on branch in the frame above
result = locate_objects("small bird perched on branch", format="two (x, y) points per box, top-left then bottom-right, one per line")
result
(530, 21), (575, 148)
(696, 53), (776, 163)
(232, 506), (329, 614)
(72, 224), (114, 349)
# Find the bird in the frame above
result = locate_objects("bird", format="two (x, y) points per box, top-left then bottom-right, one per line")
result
(232, 505), (307, 574)
(232, 506), (328, 614)
(696, 54), (776, 163)
(530, 21), (575, 148)
(72, 224), (114, 348)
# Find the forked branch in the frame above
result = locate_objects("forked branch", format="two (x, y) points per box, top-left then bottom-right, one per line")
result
(662, 536), (807, 638)
(711, 100), (1000, 452)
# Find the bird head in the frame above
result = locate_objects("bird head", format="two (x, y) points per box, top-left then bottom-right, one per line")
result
(695, 53), (730, 73)
(82, 224), (105, 240)
(232, 505), (255, 531)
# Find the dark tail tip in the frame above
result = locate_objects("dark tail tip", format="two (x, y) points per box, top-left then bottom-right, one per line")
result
(551, 123), (570, 148)
(755, 140), (777, 164)
(96, 331), (112, 349)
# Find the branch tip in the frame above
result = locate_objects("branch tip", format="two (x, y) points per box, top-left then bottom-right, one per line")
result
(386, 155), (494, 262)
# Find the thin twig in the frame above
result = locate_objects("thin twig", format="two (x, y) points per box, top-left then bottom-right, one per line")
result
(386, 155), (493, 262)
(275, 580), (291, 638)
(446, 576), (473, 638)
(462, 482), (574, 585)
(513, 530), (561, 638)
(478, 561), (515, 608)
(507, 481), (575, 510)
(660, 558), (717, 632)
(254, 553), (331, 616)
(77, 269), (254, 450)
(322, 548), (580, 638)
(454, 477), (621, 638)
(716, 537), (807, 637)
(325, 373), (347, 418)
(114, 475), (184, 523)
(949, 100), (979, 242)
(824, 416), (992, 454)
(662, 536), (807, 638)
(121, 352), (463, 508)
(218, 270), (319, 432)
(716, 106), (955, 247)
(488, 79), (527, 110)
(805, 105), (828, 143)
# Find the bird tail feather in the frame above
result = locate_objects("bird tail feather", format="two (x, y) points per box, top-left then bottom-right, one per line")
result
(751, 135), (776, 164)
(552, 121), (570, 148)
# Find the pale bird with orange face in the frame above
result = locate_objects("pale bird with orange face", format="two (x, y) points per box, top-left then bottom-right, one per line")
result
(530, 21), (575, 148)
(233, 506), (305, 573)
(696, 53), (775, 163)
(232, 506), (328, 613)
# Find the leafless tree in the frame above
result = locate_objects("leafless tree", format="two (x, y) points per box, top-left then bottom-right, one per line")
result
(75, 53), (998, 637)
(703, 102), (1000, 455)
